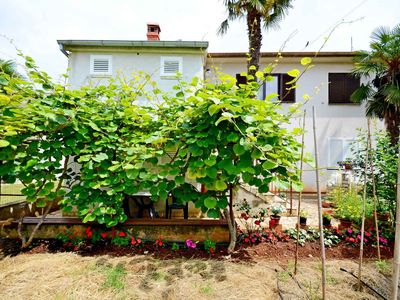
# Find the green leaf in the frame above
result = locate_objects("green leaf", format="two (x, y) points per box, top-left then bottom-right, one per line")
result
(227, 132), (239, 142)
(93, 153), (108, 162)
(216, 198), (228, 209)
(287, 69), (300, 78)
(251, 148), (263, 159)
(262, 160), (278, 170)
(300, 57), (312, 66)
(204, 157), (216, 166)
(83, 213), (96, 223)
(0, 140), (10, 148)
(207, 209), (220, 219)
(233, 144), (245, 156)
(208, 104), (221, 116)
(204, 197), (217, 209)
(126, 169), (139, 179)
(205, 167), (218, 179)
(215, 180), (227, 191)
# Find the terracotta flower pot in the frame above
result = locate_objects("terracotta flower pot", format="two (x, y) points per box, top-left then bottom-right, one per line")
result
(269, 215), (281, 229)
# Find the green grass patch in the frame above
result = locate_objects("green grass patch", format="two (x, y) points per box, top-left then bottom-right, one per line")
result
(102, 263), (126, 291)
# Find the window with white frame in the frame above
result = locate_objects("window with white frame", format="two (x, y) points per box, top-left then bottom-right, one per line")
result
(328, 137), (358, 168)
(262, 73), (296, 102)
(90, 55), (112, 75)
(160, 56), (182, 77)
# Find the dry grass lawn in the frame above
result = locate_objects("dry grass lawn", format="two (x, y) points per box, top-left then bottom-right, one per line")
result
(0, 253), (391, 300)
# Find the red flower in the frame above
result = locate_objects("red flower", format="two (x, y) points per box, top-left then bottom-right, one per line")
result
(158, 241), (163, 247)
(87, 232), (93, 238)
(241, 213), (247, 218)
(365, 232), (371, 237)
(69, 235), (73, 239)
(137, 238), (141, 244)
(243, 215), (249, 221)
(119, 231), (126, 237)
(244, 237), (250, 243)
(254, 220), (261, 226)
(349, 237), (355, 243)
(209, 247), (215, 254)
(100, 232), (107, 239)
(131, 238), (136, 245)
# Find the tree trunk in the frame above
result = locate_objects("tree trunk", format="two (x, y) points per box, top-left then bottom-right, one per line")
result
(384, 109), (400, 146)
(246, 9), (262, 78)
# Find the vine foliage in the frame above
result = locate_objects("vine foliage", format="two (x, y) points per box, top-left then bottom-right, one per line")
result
(0, 54), (303, 240)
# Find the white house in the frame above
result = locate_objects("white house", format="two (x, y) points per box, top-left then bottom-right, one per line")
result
(205, 52), (381, 192)
(58, 23), (208, 91)
(58, 24), (378, 192)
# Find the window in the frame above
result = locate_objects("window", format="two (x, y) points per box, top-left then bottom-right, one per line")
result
(328, 138), (358, 168)
(90, 55), (112, 76)
(262, 73), (295, 103)
(160, 56), (182, 77)
(328, 73), (360, 104)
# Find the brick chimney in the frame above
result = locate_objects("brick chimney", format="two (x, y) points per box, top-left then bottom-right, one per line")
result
(146, 23), (161, 41)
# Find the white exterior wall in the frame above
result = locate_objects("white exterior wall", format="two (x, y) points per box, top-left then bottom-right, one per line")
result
(67, 50), (205, 92)
(207, 57), (383, 192)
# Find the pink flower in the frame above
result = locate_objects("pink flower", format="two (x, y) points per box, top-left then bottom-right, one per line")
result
(244, 237), (250, 243)
(365, 232), (371, 237)
(185, 239), (197, 249)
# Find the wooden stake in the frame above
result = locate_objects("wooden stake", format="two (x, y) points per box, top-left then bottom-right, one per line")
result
(391, 132), (400, 300)
(367, 119), (381, 260)
(358, 121), (370, 291)
(312, 106), (326, 299)
(294, 109), (306, 275)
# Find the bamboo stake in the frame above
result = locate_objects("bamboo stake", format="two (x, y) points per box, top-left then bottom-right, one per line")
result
(391, 132), (400, 300)
(294, 109), (306, 275)
(367, 119), (381, 260)
(312, 106), (326, 299)
(358, 121), (370, 291)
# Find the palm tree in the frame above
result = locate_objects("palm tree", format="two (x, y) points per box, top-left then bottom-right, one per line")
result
(218, 0), (293, 77)
(0, 59), (20, 77)
(351, 25), (400, 145)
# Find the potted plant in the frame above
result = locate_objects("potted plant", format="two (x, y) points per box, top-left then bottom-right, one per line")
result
(337, 159), (353, 171)
(269, 205), (284, 228)
(299, 209), (308, 226)
(333, 186), (363, 229)
(322, 211), (332, 227)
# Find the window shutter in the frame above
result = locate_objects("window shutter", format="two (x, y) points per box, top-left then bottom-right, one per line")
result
(90, 55), (112, 75)
(329, 73), (360, 104)
(160, 57), (182, 77)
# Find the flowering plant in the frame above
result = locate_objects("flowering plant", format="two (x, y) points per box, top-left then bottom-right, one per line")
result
(111, 231), (130, 247)
(204, 239), (216, 254)
(155, 238), (164, 248)
(185, 239), (197, 249)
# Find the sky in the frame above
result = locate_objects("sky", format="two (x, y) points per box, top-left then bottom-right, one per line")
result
(0, 0), (399, 80)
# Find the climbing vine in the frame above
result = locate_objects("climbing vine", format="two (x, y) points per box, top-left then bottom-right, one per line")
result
(0, 53), (303, 232)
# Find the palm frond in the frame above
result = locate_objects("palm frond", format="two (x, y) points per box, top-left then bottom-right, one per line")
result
(350, 83), (374, 104)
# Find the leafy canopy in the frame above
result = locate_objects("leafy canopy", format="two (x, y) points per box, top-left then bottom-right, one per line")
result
(0, 53), (303, 226)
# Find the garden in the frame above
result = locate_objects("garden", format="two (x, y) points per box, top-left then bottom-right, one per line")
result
(0, 50), (398, 299)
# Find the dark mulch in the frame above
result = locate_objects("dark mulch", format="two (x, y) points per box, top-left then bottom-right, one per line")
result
(0, 238), (393, 262)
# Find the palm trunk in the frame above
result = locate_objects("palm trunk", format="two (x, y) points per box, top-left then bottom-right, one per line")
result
(384, 110), (400, 146)
(246, 9), (262, 78)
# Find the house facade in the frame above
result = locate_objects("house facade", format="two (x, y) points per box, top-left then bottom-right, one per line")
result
(58, 25), (379, 192)
(205, 52), (381, 192)
(58, 24), (208, 91)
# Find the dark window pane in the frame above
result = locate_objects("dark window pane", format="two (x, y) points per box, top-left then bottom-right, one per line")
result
(280, 73), (296, 103)
(236, 74), (247, 86)
(329, 73), (360, 104)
